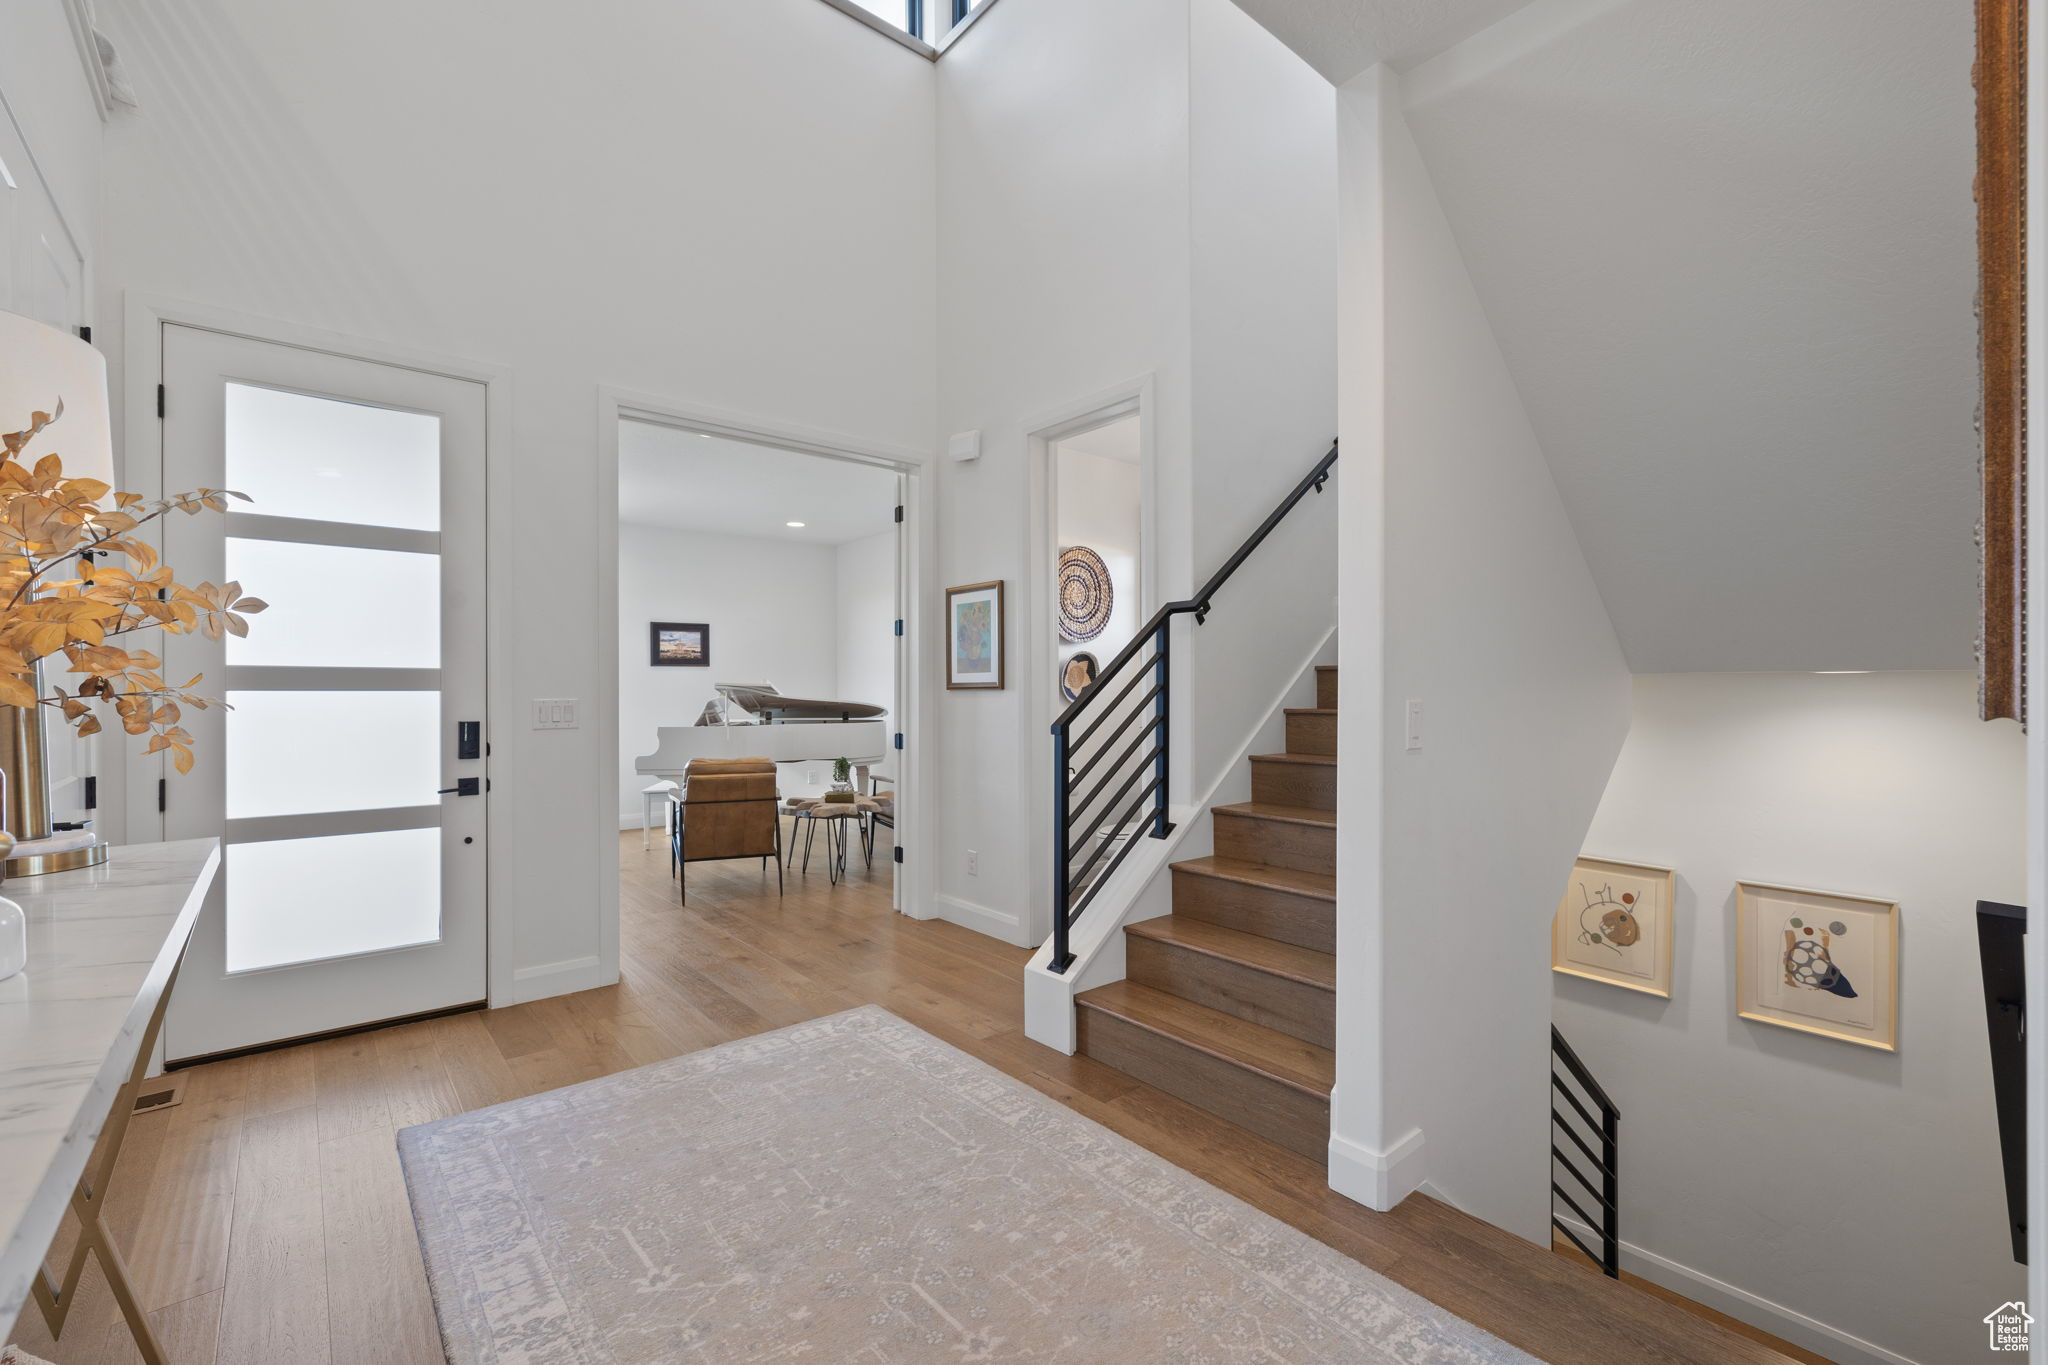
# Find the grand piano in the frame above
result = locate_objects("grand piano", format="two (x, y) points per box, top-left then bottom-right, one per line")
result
(636, 683), (889, 786)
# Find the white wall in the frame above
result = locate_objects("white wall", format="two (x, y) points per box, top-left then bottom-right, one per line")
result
(1055, 443), (1141, 679)
(1332, 67), (1630, 1236)
(0, 0), (101, 315)
(616, 523), (839, 822)
(95, 0), (938, 1002)
(834, 527), (896, 779)
(1555, 672), (2025, 1365)
(933, 0), (1335, 947)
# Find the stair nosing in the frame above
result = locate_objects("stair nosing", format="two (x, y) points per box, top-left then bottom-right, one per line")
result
(1125, 917), (1335, 991)
(1171, 855), (1336, 900)
(1284, 707), (1337, 717)
(1076, 983), (1333, 1099)
(1213, 801), (1337, 829)
(1250, 752), (1337, 767)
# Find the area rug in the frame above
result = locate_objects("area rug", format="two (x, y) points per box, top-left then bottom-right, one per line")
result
(397, 1006), (1533, 1363)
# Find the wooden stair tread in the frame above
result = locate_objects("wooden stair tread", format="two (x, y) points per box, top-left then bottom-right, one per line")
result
(1172, 855), (1335, 900)
(1283, 707), (1337, 717)
(1126, 916), (1335, 990)
(1250, 751), (1337, 766)
(1213, 801), (1336, 828)
(1076, 981), (1335, 1097)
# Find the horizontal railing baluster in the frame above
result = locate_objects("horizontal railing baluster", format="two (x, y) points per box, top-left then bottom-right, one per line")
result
(1066, 738), (1163, 860)
(1067, 683), (1164, 790)
(1068, 720), (1166, 825)
(1551, 1026), (1619, 1279)
(1067, 775), (1164, 894)
(1070, 657), (1159, 751)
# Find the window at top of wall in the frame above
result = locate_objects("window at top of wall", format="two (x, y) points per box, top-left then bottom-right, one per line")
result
(833, 0), (988, 44)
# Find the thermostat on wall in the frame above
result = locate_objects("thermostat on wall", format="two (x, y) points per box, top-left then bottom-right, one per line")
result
(948, 430), (982, 462)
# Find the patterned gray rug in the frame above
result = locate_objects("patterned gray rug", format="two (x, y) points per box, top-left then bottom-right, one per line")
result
(398, 1006), (1533, 1363)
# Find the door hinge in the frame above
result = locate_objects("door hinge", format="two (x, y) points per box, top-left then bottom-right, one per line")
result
(77, 324), (92, 344)
(83, 775), (97, 810)
(157, 777), (166, 813)
(156, 383), (165, 419)
(894, 732), (903, 750)
(892, 845), (903, 864)
(894, 619), (903, 637)
(894, 504), (904, 524)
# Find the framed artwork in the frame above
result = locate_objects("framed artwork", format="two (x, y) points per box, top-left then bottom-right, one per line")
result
(650, 621), (710, 667)
(1735, 882), (1899, 1052)
(1552, 857), (1675, 998)
(946, 580), (1004, 690)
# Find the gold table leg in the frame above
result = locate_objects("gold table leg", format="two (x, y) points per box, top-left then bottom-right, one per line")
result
(28, 955), (183, 1365)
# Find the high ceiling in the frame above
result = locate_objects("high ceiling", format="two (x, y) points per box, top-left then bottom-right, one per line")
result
(1398, 0), (1978, 672)
(617, 421), (898, 546)
(1227, 0), (1538, 82)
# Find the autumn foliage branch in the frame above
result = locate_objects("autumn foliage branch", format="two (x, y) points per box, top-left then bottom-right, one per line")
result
(0, 401), (266, 774)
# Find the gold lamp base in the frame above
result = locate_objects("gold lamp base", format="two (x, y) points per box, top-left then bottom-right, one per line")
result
(8, 839), (109, 877)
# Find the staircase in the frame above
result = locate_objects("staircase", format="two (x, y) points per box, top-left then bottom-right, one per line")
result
(1073, 664), (1337, 1161)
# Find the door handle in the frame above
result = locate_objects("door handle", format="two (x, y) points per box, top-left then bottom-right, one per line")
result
(437, 778), (482, 797)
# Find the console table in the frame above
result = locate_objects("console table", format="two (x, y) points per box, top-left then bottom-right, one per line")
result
(0, 838), (221, 1363)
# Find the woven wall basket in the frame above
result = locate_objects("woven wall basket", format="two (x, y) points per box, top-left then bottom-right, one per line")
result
(1057, 545), (1114, 642)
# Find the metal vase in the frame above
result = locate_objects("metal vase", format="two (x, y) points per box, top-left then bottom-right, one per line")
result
(0, 701), (51, 847)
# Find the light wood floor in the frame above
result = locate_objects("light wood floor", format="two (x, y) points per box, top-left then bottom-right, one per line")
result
(9, 827), (1806, 1364)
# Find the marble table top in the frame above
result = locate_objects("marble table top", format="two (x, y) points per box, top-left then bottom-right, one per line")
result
(0, 838), (221, 1329)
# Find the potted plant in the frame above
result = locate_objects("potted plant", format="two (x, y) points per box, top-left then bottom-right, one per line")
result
(825, 756), (856, 802)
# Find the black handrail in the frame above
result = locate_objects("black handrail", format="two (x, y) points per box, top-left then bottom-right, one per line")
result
(1047, 441), (1337, 973)
(1550, 1025), (1619, 1278)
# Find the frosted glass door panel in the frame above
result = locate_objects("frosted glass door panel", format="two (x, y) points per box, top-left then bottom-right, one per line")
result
(225, 539), (440, 669)
(225, 690), (439, 818)
(226, 827), (441, 972)
(225, 383), (440, 530)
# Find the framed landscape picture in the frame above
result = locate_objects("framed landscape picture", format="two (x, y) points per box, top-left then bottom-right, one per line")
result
(650, 621), (709, 667)
(1735, 882), (1899, 1051)
(1552, 856), (1675, 998)
(946, 581), (1004, 690)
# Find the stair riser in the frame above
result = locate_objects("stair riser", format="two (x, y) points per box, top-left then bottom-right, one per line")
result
(1077, 1006), (1329, 1161)
(1286, 711), (1337, 756)
(1127, 935), (1334, 1049)
(1170, 867), (1334, 953)
(1316, 667), (1337, 711)
(1250, 758), (1335, 810)
(1214, 809), (1335, 877)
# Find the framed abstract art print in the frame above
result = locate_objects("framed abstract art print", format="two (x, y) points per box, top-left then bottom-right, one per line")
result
(946, 581), (1004, 690)
(1552, 856), (1675, 998)
(1735, 882), (1899, 1051)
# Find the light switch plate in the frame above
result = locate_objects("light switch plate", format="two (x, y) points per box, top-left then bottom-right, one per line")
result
(532, 698), (579, 730)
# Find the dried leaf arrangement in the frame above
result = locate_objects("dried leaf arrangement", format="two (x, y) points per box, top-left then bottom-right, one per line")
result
(0, 400), (265, 774)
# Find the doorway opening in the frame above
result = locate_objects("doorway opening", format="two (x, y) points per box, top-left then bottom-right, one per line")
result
(616, 418), (904, 909)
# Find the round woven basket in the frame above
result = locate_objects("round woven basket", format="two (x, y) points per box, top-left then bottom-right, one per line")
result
(1057, 545), (1114, 642)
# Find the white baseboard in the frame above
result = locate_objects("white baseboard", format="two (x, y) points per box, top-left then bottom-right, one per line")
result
(1553, 1214), (1922, 1365)
(1327, 1128), (1427, 1211)
(502, 954), (610, 1005)
(934, 892), (1025, 945)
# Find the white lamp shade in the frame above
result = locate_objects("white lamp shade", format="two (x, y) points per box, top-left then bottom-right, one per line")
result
(0, 308), (115, 486)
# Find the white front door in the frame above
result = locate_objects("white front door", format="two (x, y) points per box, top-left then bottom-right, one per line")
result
(159, 324), (487, 1060)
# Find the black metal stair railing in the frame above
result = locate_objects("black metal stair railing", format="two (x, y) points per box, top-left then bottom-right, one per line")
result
(1550, 1025), (1620, 1278)
(1047, 440), (1337, 974)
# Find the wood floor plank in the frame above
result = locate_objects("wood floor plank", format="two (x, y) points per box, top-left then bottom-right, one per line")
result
(320, 1127), (441, 1365)
(215, 1107), (328, 1365)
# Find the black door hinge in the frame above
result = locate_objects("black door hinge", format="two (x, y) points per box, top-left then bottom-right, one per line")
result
(156, 384), (166, 419)
(894, 504), (904, 524)
(894, 619), (903, 637)
(893, 845), (904, 864)
(77, 324), (92, 344)
(893, 733), (903, 750)
(83, 775), (97, 810)
(157, 777), (167, 813)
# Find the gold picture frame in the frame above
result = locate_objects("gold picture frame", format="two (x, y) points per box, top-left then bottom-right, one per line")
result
(1735, 882), (1899, 1052)
(1552, 856), (1675, 998)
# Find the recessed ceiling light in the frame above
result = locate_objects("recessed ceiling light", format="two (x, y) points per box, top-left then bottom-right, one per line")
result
(786, 521), (806, 528)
